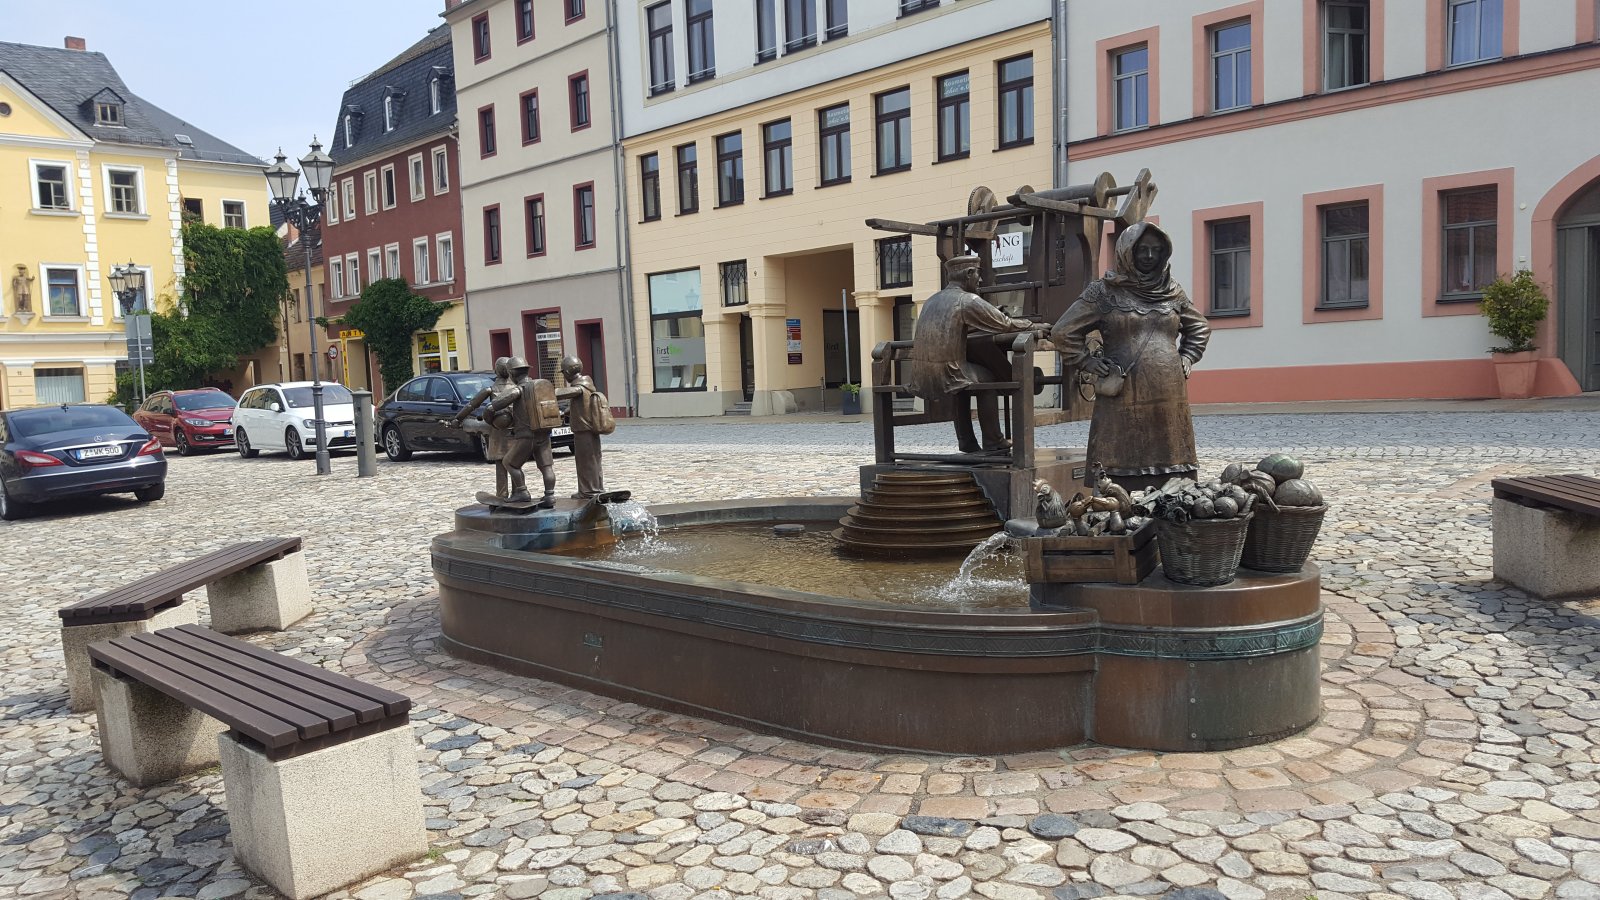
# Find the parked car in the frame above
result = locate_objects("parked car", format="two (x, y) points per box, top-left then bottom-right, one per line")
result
(132, 388), (237, 455)
(0, 404), (167, 520)
(376, 372), (574, 462)
(232, 382), (357, 460)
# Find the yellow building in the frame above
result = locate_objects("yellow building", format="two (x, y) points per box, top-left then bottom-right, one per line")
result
(0, 37), (268, 408)
(619, 3), (1053, 417)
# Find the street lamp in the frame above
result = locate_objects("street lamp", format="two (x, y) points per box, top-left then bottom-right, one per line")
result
(265, 139), (336, 475)
(109, 261), (149, 404)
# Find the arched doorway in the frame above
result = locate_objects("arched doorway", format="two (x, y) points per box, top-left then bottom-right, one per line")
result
(1556, 179), (1600, 392)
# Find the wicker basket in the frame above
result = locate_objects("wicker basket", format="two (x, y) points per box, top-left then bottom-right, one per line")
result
(1155, 513), (1253, 586)
(1241, 504), (1328, 573)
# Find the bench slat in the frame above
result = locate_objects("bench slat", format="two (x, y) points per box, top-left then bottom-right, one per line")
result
(173, 625), (411, 718)
(156, 627), (377, 731)
(1493, 475), (1600, 517)
(61, 538), (302, 623)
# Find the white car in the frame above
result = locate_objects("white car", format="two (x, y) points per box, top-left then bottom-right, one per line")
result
(233, 382), (358, 460)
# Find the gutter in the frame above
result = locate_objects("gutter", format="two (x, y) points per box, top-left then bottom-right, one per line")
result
(606, 0), (640, 414)
(1053, 0), (1068, 188)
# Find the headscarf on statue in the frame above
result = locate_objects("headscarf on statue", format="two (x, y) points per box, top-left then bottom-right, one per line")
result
(1089, 221), (1189, 315)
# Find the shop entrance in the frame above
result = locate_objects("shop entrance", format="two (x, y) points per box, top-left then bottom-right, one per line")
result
(738, 315), (755, 402)
(1557, 179), (1600, 392)
(822, 309), (861, 388)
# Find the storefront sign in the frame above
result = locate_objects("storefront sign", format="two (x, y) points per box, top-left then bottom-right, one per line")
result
(786, 318), (802, 364)
(340, 328), (365, 340)
(992, 232), (1025, 268)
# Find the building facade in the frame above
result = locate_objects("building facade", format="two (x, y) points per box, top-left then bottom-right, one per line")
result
(0, 37), (267, 409)
(322, 25), (469, 395)
(618, 0), (1056, 417)
(443, 0), (633, 409)
(1067, 0), (1600, 401)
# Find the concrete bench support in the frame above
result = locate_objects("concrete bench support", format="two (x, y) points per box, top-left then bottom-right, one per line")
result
(218, 727), (428, 900)
(1493, 497), (1600, 599)
(63, 604), (198, 712)
(91, 665), (225, 786)
(205, 552), (312, 634)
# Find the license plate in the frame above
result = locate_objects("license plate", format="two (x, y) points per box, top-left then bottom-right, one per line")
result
(76, 445), (121, 460)
(342, 428), (354, 438)
(551, 427), (573, 438)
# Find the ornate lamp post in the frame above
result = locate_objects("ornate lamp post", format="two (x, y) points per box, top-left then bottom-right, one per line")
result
(108, 261), (148, 404)
(265, 139), (336, 475)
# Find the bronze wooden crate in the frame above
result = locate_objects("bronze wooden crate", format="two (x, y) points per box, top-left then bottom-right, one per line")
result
(1023, 520), (1158, 585)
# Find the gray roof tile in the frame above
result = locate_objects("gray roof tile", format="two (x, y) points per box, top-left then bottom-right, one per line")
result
(329, 25), (457, 168)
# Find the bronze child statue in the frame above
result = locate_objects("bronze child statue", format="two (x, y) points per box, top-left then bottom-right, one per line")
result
(487, 357), (564, 509)
(447, 357), (517, 498)
(558, 355), (614, 499)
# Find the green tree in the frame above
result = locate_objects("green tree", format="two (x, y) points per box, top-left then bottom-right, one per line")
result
(342, 278), (448, 390)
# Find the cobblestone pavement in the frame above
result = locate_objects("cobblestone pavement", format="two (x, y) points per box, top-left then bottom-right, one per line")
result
(2, 412), (1598, 900)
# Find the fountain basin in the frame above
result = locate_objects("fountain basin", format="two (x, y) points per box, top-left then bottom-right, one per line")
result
(432, 497), (1323, 754)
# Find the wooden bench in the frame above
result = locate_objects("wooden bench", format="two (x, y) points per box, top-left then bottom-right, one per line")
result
(1491, 475), (1600, 599)
(89, 625), (426, 900)
(58, 538), (311, 711)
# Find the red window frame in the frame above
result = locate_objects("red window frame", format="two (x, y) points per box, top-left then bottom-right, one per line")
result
(483, 204), (502, 265)
(573, 182), (597, 250)
(519, 89), (541, 145)
(516, 0), (536, 44)
(568, 71), (591, 132)
(478, 104), (497, 158)
(525, 193), (547, 258)
(472, 12), (491, 61)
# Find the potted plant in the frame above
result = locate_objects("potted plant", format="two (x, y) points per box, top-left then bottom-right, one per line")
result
(839, 382), (862, 415)
(1480, 269), (1549, 399)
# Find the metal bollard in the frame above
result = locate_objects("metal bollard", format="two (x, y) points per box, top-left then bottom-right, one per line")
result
(351, 390), (377, 478)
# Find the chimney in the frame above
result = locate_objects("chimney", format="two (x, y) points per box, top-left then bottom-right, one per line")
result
(64, 36), (86, 51)
(443, 0), (465, 11)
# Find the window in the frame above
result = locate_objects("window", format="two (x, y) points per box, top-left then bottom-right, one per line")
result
(1208, 220), (1252, 316)
(716, 132), (744, 206)
(677, 143), (699, 213)
(330, 259), (345, 299)
(346, 254), (361, 297)
(34, 368), (86, 405)
(875, 87), (912, 174)
(484, 205), (502, 264)
(900, 0), (939, 15)
(1449, 0), (1502, 66)
(33, 162), (71, 210)
(326, 190), (339, 224)
(786, 0), (817, 52)
(763, 120), (793, 196)
(640, 154), (661, 222)
(384, 95), (396, 132)
(479, 105), (497, 157)
(1324, 1), (1370, 90)
(1442, 188), (1497, 299)
(567, 0), (585, 21)
(570, 72), (591, 130)
(414, 238), (431, 285)
(825, 0), (847, 39)
(648, 3), (675, 95)
(385, 244), (401, 279)
(517, 0), (535, 42)
(437, 233), (456, 282)
(107, 167), (141, 214)
(183, 196), (204, 222)
(222, 200), (245, 228)
(45, 267), (81, 317)
(1320, 203), (1369, 309)
(879, 237), (913, 289)
(649, 269), (707, 391)
(526, 195), (547, 256)
(818, 103), (851, 186)
(1211, 21), (1252, 111)
(575, 183), (596, 249)
(381, 165), (397, 209)
(998, 55), (1034, 149)
(364, 170), (378, 214)
(409, 154), (425, 201)
(1113, 46), (1150, 132)
(518, 90), (541, 145)
(757, 0), (778, 62)
(473, 13), (491, 60)
(721, 260), (749, 306)
(432, 146), (450, 194)
(344, 113), (356, 149)
(367, 248), (383, 286)
(688, 0), (716, 82)
(936, 72), (970, 161)
(95, 101), (122, 126)
(342, 178), (356, 221)
(431, 76), (443, 115)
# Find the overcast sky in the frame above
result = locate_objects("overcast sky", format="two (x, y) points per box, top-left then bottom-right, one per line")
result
(9, 0), (449, 170)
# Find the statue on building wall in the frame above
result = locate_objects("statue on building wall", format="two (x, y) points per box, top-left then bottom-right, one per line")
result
(11, 266), (34, 315)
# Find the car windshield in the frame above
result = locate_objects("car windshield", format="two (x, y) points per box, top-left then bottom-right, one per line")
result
(9, 405), (135, 438)
(175, 391), (235, 411)
(283, 384), (353, 408)
(452, 375), (493, 397)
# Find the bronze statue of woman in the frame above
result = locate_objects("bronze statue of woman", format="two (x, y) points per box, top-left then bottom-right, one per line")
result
(1050, 222), (1211, 492)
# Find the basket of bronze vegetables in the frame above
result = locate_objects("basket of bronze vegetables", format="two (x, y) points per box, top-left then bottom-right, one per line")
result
(1136, 471), (1276, 587)
(1234, 454), (1328, 573)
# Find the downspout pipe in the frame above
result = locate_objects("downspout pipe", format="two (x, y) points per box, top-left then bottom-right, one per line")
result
(606, 0), (640, 413)
(1053, 0), (1069, 188)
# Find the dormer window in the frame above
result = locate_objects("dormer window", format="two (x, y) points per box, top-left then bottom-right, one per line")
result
(95, 101), (122, 126)
(384, 96), (395, 132)
(344, 113), (355, 148)
(431, 79), (441, 115)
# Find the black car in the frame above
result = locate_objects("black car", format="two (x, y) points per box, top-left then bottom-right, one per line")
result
(376, 372), (574, 461)
(0, 404), (168, 520)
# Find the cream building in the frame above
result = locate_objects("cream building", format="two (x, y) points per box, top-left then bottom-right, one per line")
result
(618, 0), (1055, 417)
(0, 37), (268, 409)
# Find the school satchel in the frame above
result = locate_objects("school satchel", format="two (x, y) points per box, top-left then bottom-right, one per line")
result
(524, 378), (564, 430)
(589, 391), (616, 435)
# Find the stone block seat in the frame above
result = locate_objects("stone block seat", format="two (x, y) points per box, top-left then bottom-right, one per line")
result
(1491, 474), (1600, 599)
(88, 624), (427, 900)
(58, 537), (311, 711)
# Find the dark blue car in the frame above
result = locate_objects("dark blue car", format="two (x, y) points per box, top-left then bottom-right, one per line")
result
(0, 404), (168, 520)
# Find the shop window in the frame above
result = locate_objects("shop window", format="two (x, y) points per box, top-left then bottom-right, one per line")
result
(649, 269), (706, 391)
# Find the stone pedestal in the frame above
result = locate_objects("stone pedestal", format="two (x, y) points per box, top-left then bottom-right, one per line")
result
(219, 728), (428, 900)
(206, 552), (312, 634)
(63, 603), (197, 712)
(92, 665), (225, 786)
(456, 496), (621, 551)
(1493, 498), (1600, 599)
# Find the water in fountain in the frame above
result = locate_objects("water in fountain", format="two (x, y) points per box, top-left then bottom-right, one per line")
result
(606, 499), (671, 557)
(932, 532), (1026, 605)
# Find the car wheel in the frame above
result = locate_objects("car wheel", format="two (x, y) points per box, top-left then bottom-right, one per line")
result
(0, 479), (27, 521)
(134, 482), (166, 503)
(384, 426), (413, 461)
(477, 433), (492, 462)
(175, 430), (192, 456)
(285, 427), (306, 461)
(237, 429), (259, 458)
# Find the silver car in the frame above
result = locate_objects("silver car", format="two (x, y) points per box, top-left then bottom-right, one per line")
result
(0, 404), (168, 520)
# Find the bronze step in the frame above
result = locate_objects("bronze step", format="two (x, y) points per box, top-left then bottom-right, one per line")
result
(845, 506), (1002, 526)
(835, 470), (1002, 555)
(832, 529), (994, 556)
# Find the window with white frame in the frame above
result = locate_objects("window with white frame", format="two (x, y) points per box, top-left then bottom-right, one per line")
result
(385, 243), (401, 279)
(326, 188), (340, 224)
(1113, 46), (1150, 132)
(330, 258), (345, 298)
(345, 253), (361, 296)
(367, 249), (383, 286)
(222, 200), (245, 228)
(341, 178), (356, 221)
(32, 161), (72, 211)
(430, 77), (442, 115)
(1211, 21), (1252, 111)
(364, 171), (378, 214)
(1448, 0), (1502, 66)
(437, 233), (455, 282)
(432, 146), (450, 194)
(413, 237), (431, 285)
(409, 154), (425, 201)
(381, 165), (397, 209)
(105, 166), (143, 215)
(44, 267), (83, 317)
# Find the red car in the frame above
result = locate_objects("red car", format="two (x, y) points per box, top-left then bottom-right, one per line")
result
(132, 389), (237, 455)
